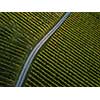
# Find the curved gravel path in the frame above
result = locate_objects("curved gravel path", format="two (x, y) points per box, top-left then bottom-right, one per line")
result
(16, 12), (71, 87)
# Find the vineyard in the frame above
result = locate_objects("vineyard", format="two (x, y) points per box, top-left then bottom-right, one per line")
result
(0, 12), (63, 86)
(24, 12), (100, 87)
(0, 12), (100, 87)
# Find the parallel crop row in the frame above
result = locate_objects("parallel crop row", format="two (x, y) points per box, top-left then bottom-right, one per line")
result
(0, 12), (63, 86)
(24, 13), (100, 87)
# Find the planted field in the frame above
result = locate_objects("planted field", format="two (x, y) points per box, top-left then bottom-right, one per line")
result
(24, 13), (100, 87)
(0, 12), (63, 86)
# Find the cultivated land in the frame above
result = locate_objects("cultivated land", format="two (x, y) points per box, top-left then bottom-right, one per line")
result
(0, 12), (63, 86)
(0, 12), (100, 87)
(16, 12), (71, 87)
(24, 13), (100, 87)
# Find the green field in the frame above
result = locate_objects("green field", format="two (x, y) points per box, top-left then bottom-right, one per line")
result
(0, 12), (63, 86)
(23, 13), (100, 87)
(0, 12), (100, 87)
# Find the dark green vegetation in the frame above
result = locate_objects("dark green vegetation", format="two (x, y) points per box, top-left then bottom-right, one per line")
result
(89, 12), (100, 19)
(0, 12), (63, 86)
(24, 13), (100, 87)
(0, 12), (100, 87)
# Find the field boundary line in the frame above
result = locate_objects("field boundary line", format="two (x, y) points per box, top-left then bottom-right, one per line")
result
(16, 12), (71, 87)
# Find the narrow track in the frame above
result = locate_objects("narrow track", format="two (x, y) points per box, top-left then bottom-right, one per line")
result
(16, 12), (71, 87)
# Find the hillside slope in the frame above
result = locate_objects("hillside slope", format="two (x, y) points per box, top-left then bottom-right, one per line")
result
(24, 13), (100, 87)
(0, 12), (63, 86)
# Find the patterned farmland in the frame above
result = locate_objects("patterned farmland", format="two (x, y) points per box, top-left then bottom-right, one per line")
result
(0, 12), (63, 86)
(24, 13), (100, 87)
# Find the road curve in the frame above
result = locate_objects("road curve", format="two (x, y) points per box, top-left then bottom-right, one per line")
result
(16, 12), (71, 87)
